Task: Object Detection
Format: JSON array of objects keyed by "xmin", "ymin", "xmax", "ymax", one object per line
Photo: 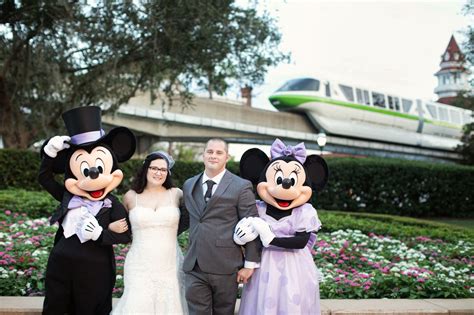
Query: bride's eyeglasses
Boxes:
[{"xmin": 148, "ymin": 166, "xmax": 168, "ymax": 174}]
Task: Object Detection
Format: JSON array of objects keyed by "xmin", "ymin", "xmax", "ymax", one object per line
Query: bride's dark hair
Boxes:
[{"xmin": 131, "ymin": 153, "xmax": 175, "ymax": 194}]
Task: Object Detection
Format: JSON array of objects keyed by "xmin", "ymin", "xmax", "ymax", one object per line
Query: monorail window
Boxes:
[
  {"xmin": 325, "ymin": 82, "xmax": 331, "ymax": 97},
  {"xmin": 363, "ymin": 90, "xmax": 370, "ymax": 105},
  {"xmin": 426, "ymin": 103, "xmax": 438, "ymax": 119},
  {"xmin": 276, "ymin": 78, "xmax": 320, "ymax": 92},
  {"xmin": 401, "ymin": 99, "xmax": 413, "ymax": 113},
  {"xmin": 388, "ymin": 96, "xmax": 400, "ymax": 111},
  {"xmin": 356, "ymin": 88, "xmax": 371, "ymax": 105},
  {"xmin": 339, "ymin": 85, "xmax": 354, "ymax": 102},
  {"xmin": 372, "ymin": 92, "xmax": 386, "ymax": 108},
  {"xmin": 356, "ymin": 88, "xmax": 362, "ymax": 103},
  {"xmin": 438, "ymin": 107, "xmax": 449, "ymax": 121},
  {"xmin": 450, "ymin": 109, "xmax": 461, "ymax": 124}
]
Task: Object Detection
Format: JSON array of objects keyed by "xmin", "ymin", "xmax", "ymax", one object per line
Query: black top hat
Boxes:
[
  {"xmin": 62, "ymin": 106, "xmax": 105, "ymax": 146},
  {"xmin": 45, "ymin": 106, "xmax": 136, "ymax": 173}
]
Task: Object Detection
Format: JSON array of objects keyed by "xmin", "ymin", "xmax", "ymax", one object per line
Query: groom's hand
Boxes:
[{"xmin": 237, "ymin": 268, "xmax": 254, "ymax": 284}]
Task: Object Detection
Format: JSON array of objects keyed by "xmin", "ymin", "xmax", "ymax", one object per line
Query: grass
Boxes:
[
  {"xmin": 426, "ymin": 217, "xmax": 474, "ymax": 229},
  {"xmin": 318, "ymin": 209, "xmax": 474, "ymax": 242}
]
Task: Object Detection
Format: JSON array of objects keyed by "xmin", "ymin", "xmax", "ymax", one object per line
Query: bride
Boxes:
[{"xmin": 111, "ymin": 151, "xmax": 189, "ymax": 314}]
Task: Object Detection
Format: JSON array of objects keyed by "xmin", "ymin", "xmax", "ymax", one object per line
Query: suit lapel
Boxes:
[
  {"xmin": 203, "ymin": 170, "xmax": 232, "ymax": 214},
  {"xmin": 188, "ymin": 174, "xmax": 205, "ymax": 215}
]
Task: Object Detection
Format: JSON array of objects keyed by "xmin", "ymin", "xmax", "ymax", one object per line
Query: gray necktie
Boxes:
[{"xmin": 204, "ymin": 180, "xmax": 215, "ymax": 203}]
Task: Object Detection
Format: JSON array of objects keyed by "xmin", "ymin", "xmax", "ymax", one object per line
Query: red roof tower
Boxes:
[{"xmin": 434, "ymin": 35, "xmax": 471, "ymax": 105}]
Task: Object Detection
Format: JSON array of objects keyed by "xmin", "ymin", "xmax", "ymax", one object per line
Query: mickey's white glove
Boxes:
[
  {"xmin": 233, "ymin": 217, "xmax": 259, "ymax": 245},
  {"xmin": 43, "ymin": 135, "xmax": 71, "ymax": 158},
  {"xmin": 251, "ymin": 217, "xmax": 275, "ymax": 247},
  {"xmin": 77, "ymin": 214, "xmax": 103, "ymax": 241}
]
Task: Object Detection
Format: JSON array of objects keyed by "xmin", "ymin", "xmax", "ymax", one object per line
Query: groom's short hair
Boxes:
[{"xmin": 205, "ymin": 138, "xmax": 228, "ymax": 153}]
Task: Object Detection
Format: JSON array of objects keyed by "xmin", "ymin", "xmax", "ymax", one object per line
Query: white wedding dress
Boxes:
[{"xmin": 112, "ymin": 191, "xmax": 188, "ymax": 315}]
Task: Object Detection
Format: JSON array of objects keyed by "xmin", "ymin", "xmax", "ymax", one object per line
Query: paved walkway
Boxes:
[{"xmin": 0, "ymin": 296, "xmax": 473, "ymax": 314}]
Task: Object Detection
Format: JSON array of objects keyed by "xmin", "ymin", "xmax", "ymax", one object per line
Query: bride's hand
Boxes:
[{"xmin": 109, "ymin": 218, "xmax": 129, "ymax": 233}]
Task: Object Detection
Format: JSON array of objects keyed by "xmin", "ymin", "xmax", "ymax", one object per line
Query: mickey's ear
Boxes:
[
  {"xmin": 239, "ymin": 148, "xmax": 269, "ymax": 184},
  {"xmin": 304, "ymin": 155, "xmax": 329, "ymax": 191},
  {"xmin": 104, "ymin": 127, "xmax": 136, "ymax": 162}
]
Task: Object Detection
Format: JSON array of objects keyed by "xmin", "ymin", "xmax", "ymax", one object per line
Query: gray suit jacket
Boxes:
[{"xmin": 182, "ymin": 170, "xmax": 261, "ymax": 274}]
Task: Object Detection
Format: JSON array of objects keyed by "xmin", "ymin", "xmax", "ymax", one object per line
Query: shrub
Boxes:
[
  {"xmin": 313, "ymin": 157, "xmax": 474, "ymax": 218},
  {"xmin": 0, "ymin": 149, "xmax": 43, "ymax": 191},
  {"xmin": 0, "ymin": 190, "xmax": 58, "ymax": 218},
  {"xmin": 1, "ymin": 149, "xmax": 473, "ymax": 218}
]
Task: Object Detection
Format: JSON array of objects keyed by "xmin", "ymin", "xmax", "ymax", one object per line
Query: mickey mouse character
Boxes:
[
  {"xmin": 38, "ymin": 106, "xmax": 135, "ymax": 315},
  {"xmin": 234, "ymin": 138, "xmax": 328, "ymax": 315}
]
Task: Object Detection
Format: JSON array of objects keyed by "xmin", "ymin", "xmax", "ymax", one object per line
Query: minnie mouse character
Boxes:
[
  {"xmin": 38, "ymin": 106, "xmax": 135, "ymax": 315},
  {"xmin": 234, "ymin": 138, "xmax": 328, "ymax": 315}
]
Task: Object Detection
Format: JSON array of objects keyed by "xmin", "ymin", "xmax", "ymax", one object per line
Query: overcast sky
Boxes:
[{"xmin": 242, "ymin": 0, "xmax": 472, "ymax": 111}]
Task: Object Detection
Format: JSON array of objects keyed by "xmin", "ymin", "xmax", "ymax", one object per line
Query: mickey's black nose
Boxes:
[
  {"xmin": 282, "ymin": 178, "xmax": 292, "ymax": 189},
  {"xmin": 88, "ymin": 167, "xmax": 99, "ymax": 179}
]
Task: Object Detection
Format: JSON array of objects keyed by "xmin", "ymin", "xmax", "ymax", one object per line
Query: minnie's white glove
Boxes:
[
  {"xmin": 43, "ymin": 136, "xmax": 71, "ymax": 158},
  {"xmin": 233, "ymin": 217, "xmax": 259, "ymax": 245},
  {"xmin": 77, "ymin": 214, "xmax": 103, "ymax": 241},
  {"xmin": 251, "ymin": 217, "xmax": 275, "ymax": 247}
]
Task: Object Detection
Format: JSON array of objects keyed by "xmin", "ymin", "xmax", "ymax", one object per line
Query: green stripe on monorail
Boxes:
[{"xmin": 269, "ymin": 94, "xmax": 462, "ymax": 129}]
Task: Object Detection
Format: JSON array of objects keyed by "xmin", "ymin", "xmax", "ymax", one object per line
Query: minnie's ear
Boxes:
[
  {"xmin": 104, "ymin": 127, "xmax": 136, "ymax": 162},
  {"xmin": 239, "ymin": 148, "xmax": 269, "ymax": 184},
  {"xmin": 304, "ymin": 155, "xmax": 329, "ymax": 191}
]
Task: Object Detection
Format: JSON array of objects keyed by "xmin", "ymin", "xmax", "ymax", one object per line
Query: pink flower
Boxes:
[
  {"xmin": 4, "ymin": 210, "xmax": 11, "ymax": 215},
  {"xmin": 416, "ymin": 236, "xmax": 431, "ymax": 242}
]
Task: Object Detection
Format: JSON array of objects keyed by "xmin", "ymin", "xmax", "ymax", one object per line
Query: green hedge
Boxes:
[
  {"xmin": 314, "ymin": 158, "xmax": 474, "ymax": 218},
  {"xmin": 1, "ymin": 149, "xmax": 473, "ymax": 218},
  {"xmin": 0, "ymin": 189, "xmax": 58, "ymax": 218}
]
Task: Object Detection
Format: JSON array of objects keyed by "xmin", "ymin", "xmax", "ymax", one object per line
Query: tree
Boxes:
[
  {"xmin": 0, "ymin": 1, "xmax": 288, "ymax": 148},
  {"xmin": 454, "ymin": 92, "xmax": 474, "ymax": 165},
  {"xmin": 455, "ymin": 3, "xmax": 474, "ymax": 165}
]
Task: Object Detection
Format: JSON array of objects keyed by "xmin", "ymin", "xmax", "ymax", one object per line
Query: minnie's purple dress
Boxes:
[{"xmin": 239, "ymin": 201, "xmax": 322, "ymax": 315}]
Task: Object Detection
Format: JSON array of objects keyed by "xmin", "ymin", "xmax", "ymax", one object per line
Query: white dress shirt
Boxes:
[{"xmin": 202, "ymin": 168, "xmax": 227, "ymax": 197}]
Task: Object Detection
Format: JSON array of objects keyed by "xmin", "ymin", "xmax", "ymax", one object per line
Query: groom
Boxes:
[{"xmin": 183, "ymin": 138, "xmax": 261, "ymax": 315}]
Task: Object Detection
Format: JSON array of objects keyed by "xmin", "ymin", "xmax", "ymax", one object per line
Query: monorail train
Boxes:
[{"xmin": 268, "ymin": 77, "xmax": 473, "ymax": 151}]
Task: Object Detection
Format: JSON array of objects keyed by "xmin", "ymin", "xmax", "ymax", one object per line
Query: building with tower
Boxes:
[{"xmin": 434, "ymin": 35, "xmax": 472, "ymax": 105}]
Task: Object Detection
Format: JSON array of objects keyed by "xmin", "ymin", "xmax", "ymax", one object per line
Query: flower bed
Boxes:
[
  {"xmin": 1, "ymin": 210, "xmax": 473, "ymax": 298},
  {"xmin": 316, "ymin": 230, "xmax": 473, "ymax": 298}
]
